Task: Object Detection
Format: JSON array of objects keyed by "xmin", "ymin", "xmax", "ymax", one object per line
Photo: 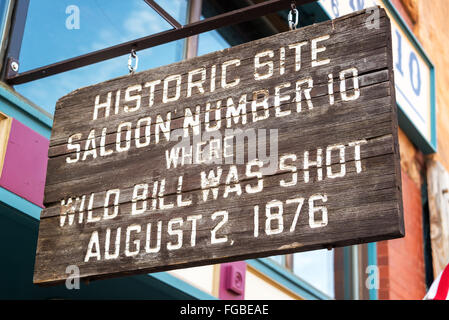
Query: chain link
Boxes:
[
  {"xmin": 288, "ymin": 2, "xmax": 299, "ymax": 31},
  {"xmin": 128, "ymin": 49, "xmax": 138, "ymax": 74}
]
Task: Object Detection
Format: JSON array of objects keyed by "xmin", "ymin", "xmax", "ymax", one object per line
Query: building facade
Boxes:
[{"xmin": 0, "ymin": 0, "xmax": 447, "ymax": 300}]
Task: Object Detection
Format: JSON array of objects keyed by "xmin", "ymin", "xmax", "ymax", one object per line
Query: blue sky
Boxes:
[{"xmin": 15, "ymin": 0, "xmax": 228, "ymax": 114}]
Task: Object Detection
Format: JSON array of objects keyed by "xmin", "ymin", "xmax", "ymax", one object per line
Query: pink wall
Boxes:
[
  {"xmin": 218, "ymin": 261, "xmax": 246, "ymax": 300},
  {"xmin": 0, "ymin": 119, "xmax": 49, "ymax": 208}
]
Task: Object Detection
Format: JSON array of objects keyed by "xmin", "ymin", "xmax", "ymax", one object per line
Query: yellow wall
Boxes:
[
  {"xmin": 0, "ymin": 112, "xmax": 12, "ymax": 177},
  {"xmin": 244, "ymin": 265, "xmax": 301, "ymax": 300},
  {"xmin": 168, "ymin": 265, "xmax": 216, "ymax": 296}
]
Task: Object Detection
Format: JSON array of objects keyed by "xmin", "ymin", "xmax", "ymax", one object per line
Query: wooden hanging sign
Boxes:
[{"xmin": 34, "ymin": 7, "xmax": 404, "ymax": 285}]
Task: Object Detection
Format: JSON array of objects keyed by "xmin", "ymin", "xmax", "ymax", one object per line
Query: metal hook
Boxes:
[
  {"xmin": 288, "ymin": 8, "xmax": 299, "ymax": 30},
  {"xmin": 128, "ymin": 48, "xmax": 138, "ymax": 74},
  {"xmin": 288, "ymin": 1, "xmax": 299, "ymax": 30}
]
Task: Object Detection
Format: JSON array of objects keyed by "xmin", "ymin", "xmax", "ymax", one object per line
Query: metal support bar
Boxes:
[
  {"xmin": 184, "ymin": 0, "xmax": 203, "ymax": 60},
  {"xmin": 6, "ymin": 0, "xmax": 316, "ymax": 85},
  {"xmin": 143, "ymin": 0, "xmax": 182, "ymax": 29},
  {"xmin": 0, "ymin": 0, "xmax": 16, "ymax": 72},
  {"xmin": 1, "ymin": 0, "xmax": 29, "ymax": 81}
]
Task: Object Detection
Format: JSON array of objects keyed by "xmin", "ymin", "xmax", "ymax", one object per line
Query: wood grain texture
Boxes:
[
  {"xmin": 34, "ymin": 7, "xmax": 404, "ymax": 285},
  {"xmin": 426, "ymin": 160, "xmax": 449, "ymax": 278},
  {"xmin": 0, "ymin": 112, "xmax": 12, "ymax": 177}
]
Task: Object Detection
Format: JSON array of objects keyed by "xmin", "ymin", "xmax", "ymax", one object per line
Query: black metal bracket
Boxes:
[
  {"xmin": 4, "ymin": 0, "xmax": 316, "ymax": 85},
  {"xmin": 1, "ymin": 0, "xmax": 29, "ymax": 82},
  {"xmin": 5, "ymin": 57, "xmax": 19, "ymax": 79}
]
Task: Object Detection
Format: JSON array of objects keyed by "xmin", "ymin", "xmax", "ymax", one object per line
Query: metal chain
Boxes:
[
  {"xmin": 128, "ymin": 48, "xmax": 138, "ymax": 74},
  {"xmin": 288, "ymin": 1, "xmax": 299, "ymax": 30}
]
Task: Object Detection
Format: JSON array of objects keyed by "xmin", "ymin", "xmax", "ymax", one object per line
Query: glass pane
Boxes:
[
  {"xmin": 15, "ymin": 0, "xmax": 188, "ymax": 114},
  {"xmin": 293, "ymin": 249, "xmax": 335, "ymax": 298},
  {"xmin": 268, "ymin": 255, "xmax": 284, "ymax": 266},
  {"xmin": 0, "ymin": 0, "xmax": 10, "ymax": 43},
  {"xmin": 154, "ymin": 0, "xmax": 188, "ymax": 26},
  {"xmin": 198, "ymin": 28, "xmax": 230, "ymax": 56},
  {"xmin": 20, "ymin": 0, "xmax": 172, "ymax": 71}
]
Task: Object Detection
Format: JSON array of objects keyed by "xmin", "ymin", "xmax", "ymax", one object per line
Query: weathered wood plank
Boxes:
[
  {"xmin": 47, "ymin": 69, "xmax": 391, "ymax": 157},
  {"xmin": 34, "ymin": 7, "xmax": 404, "ymax": 285},
  {"xmin": 41, "ymin": 137, "xmax": 397, "ymax": 220},
  {"xmin": 49, "ymin": 12, "xmax": 390, "ymax": 146}
]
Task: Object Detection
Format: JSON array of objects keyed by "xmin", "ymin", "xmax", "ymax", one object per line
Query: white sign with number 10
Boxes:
[{"xmin": 319, "ymin": 0, "xmax": 434, "ymax": 153}]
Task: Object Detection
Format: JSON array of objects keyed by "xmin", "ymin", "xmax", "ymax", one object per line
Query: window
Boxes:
[
  {"xmin": 268, "ymin": 255, "xmax": 285, "ymax": 267},
  {"xmin": 198, "ymin": 28, "xmax": 230, "ymax": 56},
  {"xmin": 293, "ymin": 250, "xmax": 335, "ymax": 298},
  {"xmin": 15, "ymin": 0, "xmax": 188, "ymax": 114},
  {"xmin": 0, "ymin": 0, "xmax": 11, "ymax": 70}
]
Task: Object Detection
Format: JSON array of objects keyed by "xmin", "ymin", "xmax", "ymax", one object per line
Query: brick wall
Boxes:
[
  {"xmin": 377, "ymin": 168, "xmax": 427, "ymax": 300},
  {"xmin": 390, "ymin": 0, "xmax": 417, "ymax": 29},
  {"xmin": 374, "ymin": 0, "xmax": 449, "ymax": 300},
  {"xmin": 416, "ymin": 0, "xmax": 449, "ymax": 174}
]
